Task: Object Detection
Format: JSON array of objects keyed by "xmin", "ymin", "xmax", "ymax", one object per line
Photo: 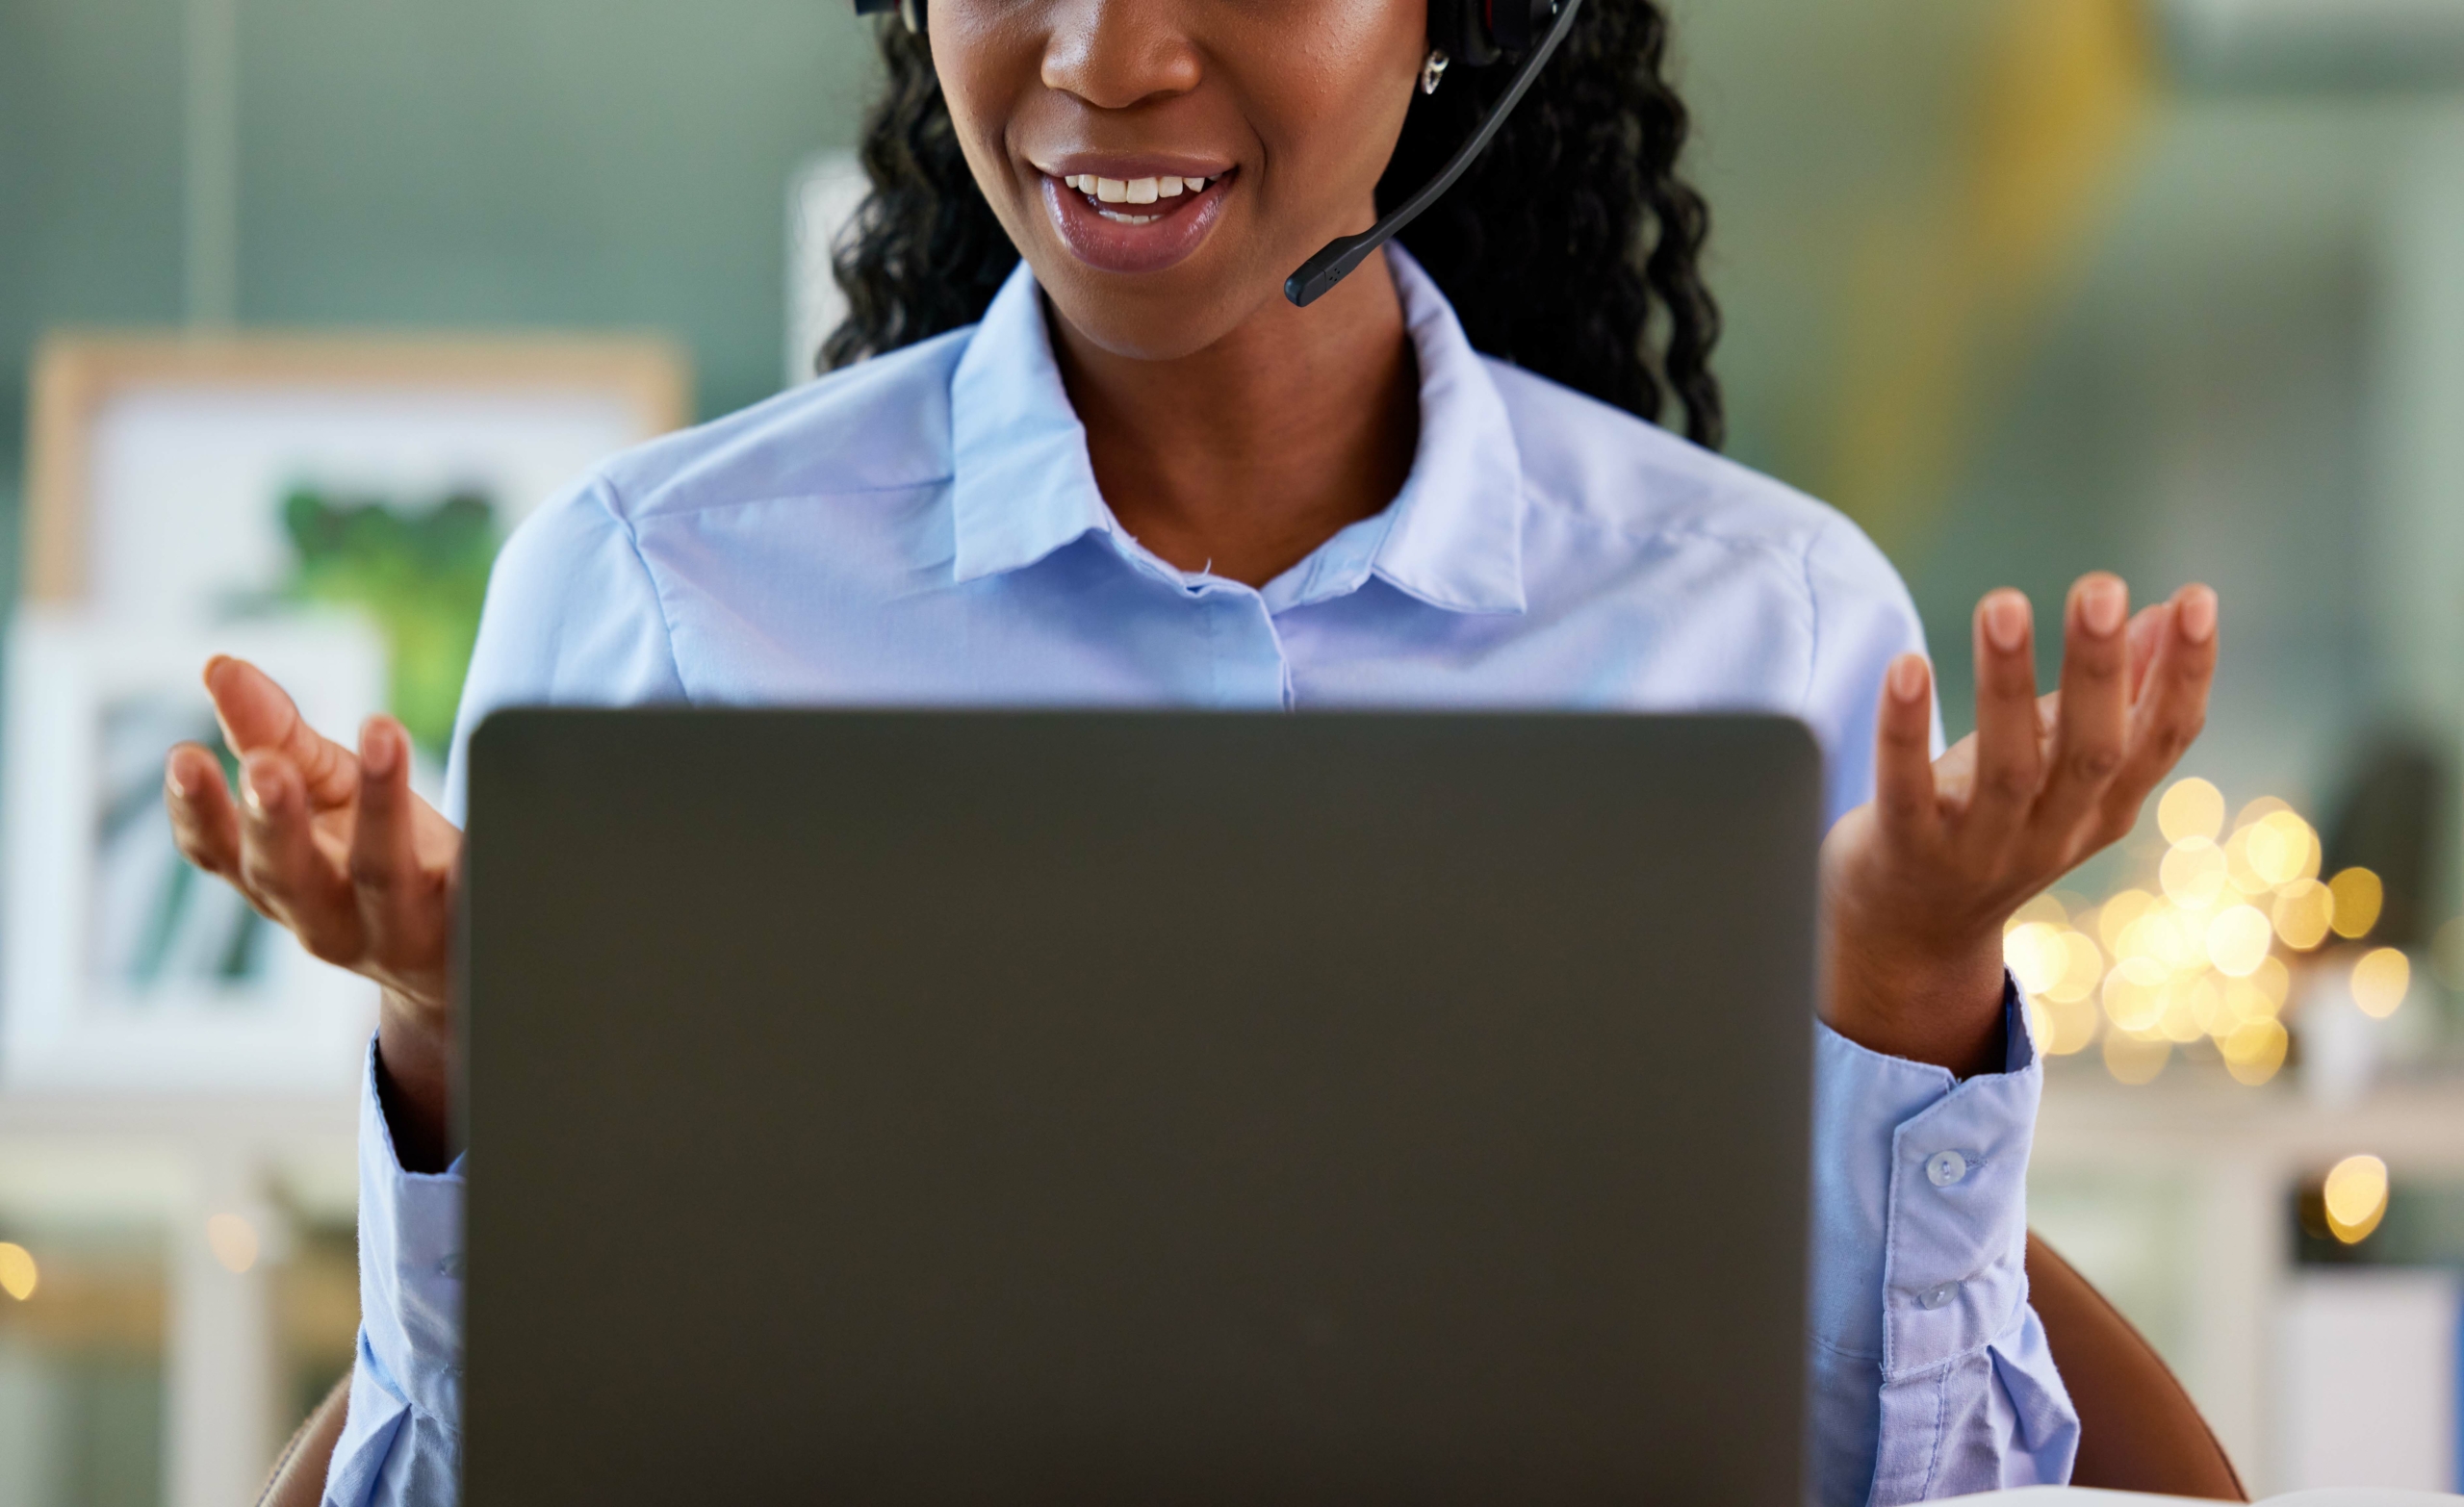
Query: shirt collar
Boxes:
[{"xmin": 946, "ymin": 244, "xmax": 1527, "ymax": 615}]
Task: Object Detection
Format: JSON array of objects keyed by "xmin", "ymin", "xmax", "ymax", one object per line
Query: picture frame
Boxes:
[
  {"xmin": 7, "ymin": 332, "xmax": 690, "ymax": 1091},
  {"xmin": 25, "ymin": 332, "xmax": 689, "ymax": 612},
  {"xmin": 3, "ymin": 610, "xmax": 388, "ymax": 1091}
]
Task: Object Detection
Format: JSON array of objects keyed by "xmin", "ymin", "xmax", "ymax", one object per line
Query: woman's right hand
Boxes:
[{"xmin": 164, "ymin": 656, "xmax": 463, "ymax": 1170}]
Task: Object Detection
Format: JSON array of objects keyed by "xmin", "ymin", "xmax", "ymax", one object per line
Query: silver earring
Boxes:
[{"xmin": 1420, "ymin": 47, "xmax": 1450, "ymax": 95}]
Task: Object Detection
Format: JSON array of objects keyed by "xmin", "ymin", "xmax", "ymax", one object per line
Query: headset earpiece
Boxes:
[
  {"xmin": 1427, "ymin": 0, "xmax": 1499, "ymax": 69},
  {"xmin": 1427, "ymin": 0, "xmax": 1558, "ymax": 69},
  {"xmin": 853, "ymin": 0, "xmax": 923, "ymax": 33}
]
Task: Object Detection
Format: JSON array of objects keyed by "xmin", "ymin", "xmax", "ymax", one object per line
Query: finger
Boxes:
[
  {"xmin": 165, "ymin": 743, "xmax": 242, "ymax": 877},
  {"xmin": 205, "ymin": 656, "xmax": 360, "ymax": 809},
  {"xmin": 349, "ymin": 716, "xmax": 444, "ymax": 968},
  {"xmin": 1873, "ymin": 653, "xmax": 1940, "ymax": 842},
  {"xmin": 237, "ymin": 751, "xmax": 364, "ymax": 963},
  {"xmin": 1957, "ymin": 588, "xmax": 2042, "ymax": 844},
  {"xmin": 2098, "ymin": 584, "xmax": 2219, "ymax": 840},
  {"xmin": 2124, "ymin": 603, "xmax": 2167, "ymax": 702},
  {"xmin": 2030, "ymin": 575, "xmax": 2131, "ymax": 844}
]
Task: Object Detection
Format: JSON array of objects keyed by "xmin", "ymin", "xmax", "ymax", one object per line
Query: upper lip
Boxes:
[{"xmin": 1029, "ymin": 153, "xmax": 1238, "ymax": 182}]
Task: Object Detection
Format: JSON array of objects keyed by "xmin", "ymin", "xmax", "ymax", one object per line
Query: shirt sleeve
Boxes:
[
  {"xmin": 440, "ymin": 474, "xmax": 689, "ymax": 825},
  {"xmin": 1794, "ymin": 518, "xmax": 2080, "ymax": 1505},
  {"xmin": 1806, "ymin": 983, "xmax": 2080, "ymax": 1506},
  {"xmin": 322, "ymin": 1038, "xmax": 465, "ymax": 1507},
  {"xmin": 1801, "ymin": 515, "xmax": 1947, "ymax": 825},
  {"xmin": 328, "ymin": 474, "xmax": 687, "ymax": 1504}
]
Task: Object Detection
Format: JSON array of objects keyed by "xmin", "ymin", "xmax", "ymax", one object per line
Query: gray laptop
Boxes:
[{"xmin": 460, "ymin": 711, "xmax": 1821, "ymax": 1505}]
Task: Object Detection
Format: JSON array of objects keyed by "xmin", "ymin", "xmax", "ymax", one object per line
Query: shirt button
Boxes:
[
  {"xmin": 1925, "ymin": 1151, "xmax": 1969, "ymax": 1188},
  {"xmin": 435, "ymin": 1253, "xmax": 465, "ymax": 1280},
  {"xmin": 1919, "ymin": 1283, "xmax": 1958, "ymax": 1311}
]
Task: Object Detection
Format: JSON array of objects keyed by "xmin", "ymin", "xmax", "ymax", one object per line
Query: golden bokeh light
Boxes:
[
  {"xmin": 2119, "ymin": 907, "xmax": 2203, "ymax": 976},
  {"xmin": 2190, "ymin": 975, "xmax": 2237, "ymax": 1036},
  {"xmin": 2097, "ymin": 889, "xmax": 2156, "ymax": 955},
  {"xmin": 2160, "ymin": 838, "xmax": 2228, "ymax": 909},
  {"xmin": 205, "ymin": 1213, "xmax": 259, "ymax": 1275},
  {"xmin": 2222, "ymin": 826, "xmax": 2271, "ymax": 895},
  {"xmin": 2050, "ymin": 786, "xmax": 2388, "ymax": 1087},
  {"xmin": 2050, "ymin": 930, "xmax": 2103, "ymax": 1004},
  {"xmin": 2322, "ymin": 1155, "xmax": 2389, "ymax": 1243},
  {"xmin": 2204, "ymin": 905, "xmax": 2272, "ymax": 977},
  {"xmin": 2102, "ymin": 1031, "xmax": 2170, "ymax": 1085},
  {"xmin": 2102, "ymin": 969, "xmax": 2164, "ymax": 1034},
  {"xmin": 0, "ymin": 1242, "xmax": 36, "ymax": 1301},
  {"xmin": 2222, "ymin": 975, "xmax": 2281, "ymax": 1025},
  {"xmin": 2157, "ymin": 983, "xmax": 2205, "ymax": 1043},
  {"xmin": 2157, "ymin": 778, "xmax": 2225, "ymax": 845},
  {"xmin": 2349, "ymin": 947, "xmax": 2410, "ymax": 1019},
  {"xmin": 2004, "ymin": 922, "xmax": 2067, "ymax": 997},
  {"xmin": 2326, "ymin": 868, "xmax": 2383, "ymax": 939},
  {"xmin": 2220, "ymin": 1017, "xmax": 2288, "ymax": 1086},
  {"xmin": 2270, "ymin": 879, "xmax": 2334, "ymax": 952},
  {"xmin": 2235, "ymin": 796, "xmax": 2292, "ymax": 829},
  {"xmin": 2246, "ymin": 810, "xmax": 2319, "ymax": 888},
  {"xmin": 2040, "ymin": 994, "xmax": 2100, "ymax": 1055},
  {"xmin": 2117, "ymin": 954, "xmax": 2169, "ymax": 988}
]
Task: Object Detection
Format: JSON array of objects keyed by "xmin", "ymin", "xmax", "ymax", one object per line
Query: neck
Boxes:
[{"xmin": 1048, "ymin": 252, "xmax": 1420, "ymax": 589}]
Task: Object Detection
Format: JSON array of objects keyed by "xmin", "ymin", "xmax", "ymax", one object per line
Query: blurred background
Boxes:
[{"xmin": 3, "ymin": 0, "xmax": 2462, "ymax": 1499}]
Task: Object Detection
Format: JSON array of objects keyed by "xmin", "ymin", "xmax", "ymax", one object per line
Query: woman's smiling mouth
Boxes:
[
  {"xmin": 1056, "ymin": 170, "xmax": 1225, "ymax": 223},
  {"xmin": 1033, "ymin": 161, "xmax": 1238, "ymax": 275}
]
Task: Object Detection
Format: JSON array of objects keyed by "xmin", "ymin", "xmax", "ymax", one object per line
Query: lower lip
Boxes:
[{"xmin": 1040, "ymin": 173, "xmax": 1233, "ymax": 276}]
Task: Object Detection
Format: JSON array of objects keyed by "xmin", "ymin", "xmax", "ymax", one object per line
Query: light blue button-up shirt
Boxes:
[{"xmin": 324, "ymin": 247, "xmax": 2078, "ymax": 1506}]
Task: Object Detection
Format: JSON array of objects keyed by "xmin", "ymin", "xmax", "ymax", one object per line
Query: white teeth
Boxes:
[{"xmin": 1062, "ymin": 171, "xmax": 1220, "ymax": 208}]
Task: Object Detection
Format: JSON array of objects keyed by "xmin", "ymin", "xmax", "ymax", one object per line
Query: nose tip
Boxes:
[{"xmin": 1040, "ymin": 0, "xmax": 1203, "ymax": 111}]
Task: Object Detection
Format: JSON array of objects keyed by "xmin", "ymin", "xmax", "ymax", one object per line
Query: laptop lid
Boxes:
[{"xmin": 461, "ymin": 711, "xmax": 1821, "ymax": 1505}]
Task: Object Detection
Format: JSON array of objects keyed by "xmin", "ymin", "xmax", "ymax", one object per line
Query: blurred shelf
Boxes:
[
  {"xmin": 0, "ymin": 1087, "xmax": 353, "ymax": 1139},
  {"xmin": 2035, "ymin": 1063, "xmax": 2464, "ymax": 1173}
]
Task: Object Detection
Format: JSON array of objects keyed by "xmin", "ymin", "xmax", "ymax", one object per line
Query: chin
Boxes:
[{"xmin": 1025, "ymin": 247, "xmax": 1283, "ymax": 365}]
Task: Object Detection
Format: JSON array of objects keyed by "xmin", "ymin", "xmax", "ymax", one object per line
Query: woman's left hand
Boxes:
[{"xmin": 1820, "ymin": 573, "xmax": 2220, "ymax": 1076}]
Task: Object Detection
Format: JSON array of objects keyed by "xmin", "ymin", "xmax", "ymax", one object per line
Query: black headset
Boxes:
[{"xmin": 852, "ymin": 0, "xmax": 1583, "ymax": 307}]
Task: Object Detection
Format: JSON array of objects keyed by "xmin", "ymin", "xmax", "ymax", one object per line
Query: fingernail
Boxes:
[
  {"xmin": 166, "ymin": 762, "xmax": 195, "ymax": 802},
  {"xmin": 1888, "ymin": 655, "xmax": 1928, "ymax": 703},
  {"xmin": 362, "ymin": 718, "xmax": 398, "ymax": 779},
  {"xmin": 241, "ymin": 768, "xmax": 264, "ymax": 814},
  {"xmin": 201, "ymin": 654, "xmax": 232, "ymax": 688},
  {"xmin": 2079, "ymin": 575, "xmax": 2126, "ymax": 638},
  {"xmin": 2179, "ymin": 585, "xmax": 2218, "ymax": 644},
  {"xmin": 1983, "ymin": 591, "xmax": 2030, "ymax": 653}
]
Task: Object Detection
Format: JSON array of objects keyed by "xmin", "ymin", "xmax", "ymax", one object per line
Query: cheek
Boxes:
[
  {"xmin": 929, "ymin": 15, "xmax": 1040, "ymax": 236},
  {"xmin": 1240, "ymin": 8, "xmax": 1423, "ymax": 226}
]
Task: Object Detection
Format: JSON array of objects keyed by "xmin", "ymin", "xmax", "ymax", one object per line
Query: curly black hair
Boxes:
[{"xmin": 822, "ymin": 0, "xmax": 1722, "ymax": 448}]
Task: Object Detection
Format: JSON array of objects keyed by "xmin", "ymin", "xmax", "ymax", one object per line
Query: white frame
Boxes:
[{"xmin": 2, "ymin": 610, "xmax": 390, "ymax": 1091}]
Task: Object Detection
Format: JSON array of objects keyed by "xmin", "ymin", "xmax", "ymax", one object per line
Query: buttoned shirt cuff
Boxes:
[
  {"xmin": 1881, "ymin": 980, "xmax": 2038, "ymax": 1377},
  {"xmin": 1807, "ymin": 978, "xmax": 2040, "ymax": 1368},
  {"xmin": 355, "ymin": 1034, "xmax": 468, "ymax": 1435}
]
